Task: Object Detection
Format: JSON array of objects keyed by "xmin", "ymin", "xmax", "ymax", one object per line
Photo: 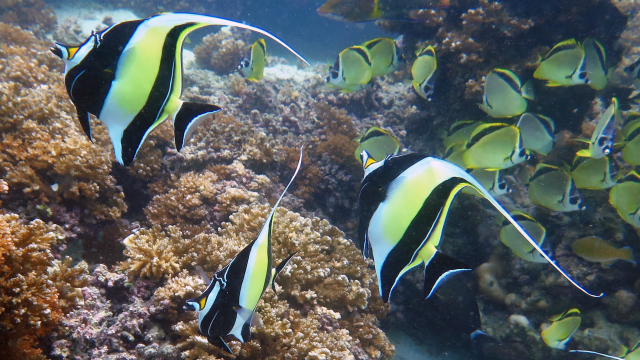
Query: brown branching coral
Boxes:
[
  {"xmin": 0, "ymin": 213, "xmax": 88, "ymax": 359},
  {"xmin": 0, "ymin": 0, "xmax": 56, "ymax": 37},
  {"xmin": 194, "ymin": 26, "xmax": 251, "ymax": 75}
]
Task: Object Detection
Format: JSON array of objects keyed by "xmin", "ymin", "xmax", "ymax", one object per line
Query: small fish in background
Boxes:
[
  {"xmin": 353, "ymin": 126, "xmax": 401, "ymax": 163},
  {"xmin": 570, "ymin": 155, "xmax": 619, "ymax": 190},
  {"xmin": 412, "ymin": 45, "xmax": 437, "ymax": 100},
  {"xmin": 571, "ymin": 338, "xmax": 640, "ymax": 359},
  {"xmin": 442, "ymin": 120, "xmax": 485, "ymax": 150},
  {"xmin": 326, "ymin": 46, "xmax": 373, "ymax": 93},
  {"xmin": 621, "ymin": 116, "xmax": 640, "ymax": 166},
  {"xmin": 362, "ymin": 37, "xmax": 404, "ymax": 77},
  {"xmin": 609, "ymin": 171, "xmax": 640, "ymax": 228},
  {"xmin": 464, "ymin": 169, "xmax": 512, "ymax": 197},
  {"xmin": 357, "ymin": 151, "xmax": 601, "ymax": 303},
  {"xmin": 624, "ymin": 56, "xmax": 640, "ymax": 88},
  {"xmin": 528, "ymin": 163, "xmax": 586, "ymax": 212},
  {"xmin": 238, "ymin": 38, "xmax": 266, "ymax": 81},
  {"xmin": 582, "ymin": 38, "xmax": 608, "ymax": 90},
  {"xmin": 571, "ymin": 236, "xmax": 636, "ymax": 265},
  {"xmin": 50, "ymin": 13, "xmax": 309, "ymax": 166},
  {"xmin": 479, "ymin": 68, "xmax": 534, "ymax": 118},
  {"xmin": 534, "ymin": 39, "xmax": 586, "ymax": 87},
  {"xmin": 316, "ymin": 0, "xmax": 446, "ymax": 22},
  {"xmin": 500, "ymin": 211, "xmax": 548, "ymax": 263},
  {"xmin": 184, "ymin": 148, "xmax": 303, "ymax": 353},
  {"xmin": 541, "ymin": 308, "xmax": 582, "ymax": 350},
  {"xmin": 576, "ymin": 98, "xmax": 621, "ymax": 159},
  {"xmin": 516, "ymin": 113, "xmax": 555, "ymax": 156},
  {"xmin": 463, "ymin": 123, "xmax": 530, "ymax": 170},
  {"xmin": 443, "ymin": 143, "xmax": 467, "ymax": 168}
]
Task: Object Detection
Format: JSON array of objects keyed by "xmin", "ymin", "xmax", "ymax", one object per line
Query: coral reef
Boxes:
[
  {"xmin": 0, "ymin": 0, "xmax": 56, "ymax": 37},
  {"xmin": 194, "ymin": 26, "xmax": 251, "ymax": 76}
]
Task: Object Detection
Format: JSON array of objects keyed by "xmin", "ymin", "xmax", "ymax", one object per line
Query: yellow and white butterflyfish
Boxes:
[
  {"xmin": 442, "ymin": 120, "xmax": 485, "ymax": 150},
  {"xmin": 576, "ymin": 98, "xmax": 621, "ymax": 159},
  {"xmin": 570, "ymin": 155, "xmax": 619, "ymax": 190},
  {"xmin": 621, "ymin": 119, "xmax": 640, "ymax": 166},
  {"xmin": 326, "ymin": 45, "xmax": 373, "ymax": 92},
  {"xmin": 362, "ymin": 37, "xmax": 404, "ymax": 77},
  {"xmin": 582, "ymin": 38, "xmax": 608, "ymax": 90},
  {"xmin": 464, "ymin": 169, "xmax": 511, "ymax": 197},
  {"xmin": 412, "ymin": 45, "xmax": 437, "ymax": 100},
  {"xmin": 463, "ymin": 123, "xmax": 530, "ymax": 170},
  {"xmin": 609, "ymin": 171, "xmax": 640, "ymax": 228},
  {"xmin": 571, "ymin": 236, "xmax": 635, "ymax": 264},
  {"xmin": 500, "ymin": 211, "xmax": 548, "ymax": 263},
  {"xmin": 238, "ymin": 38, "xmax": 266, "ymax": 81},
  {"xmin": 541, "ymin": 308, "xmax": 582, "ymax": 350},
  {"xmin": 353, "ymin": 126, "xmax": 401, "ymax": 163},
  {"xmin": 50, "ymin": 13, "xmax": 309, "ymax": 166},
  {"xmin": 571, "ymin": 339, "xmax": 640, "ymax": 359},
  {"xmin": 357, "ymin": 151, "xmax": 602, "ymax": 303},
  {"xmin": 184, "ymin": 147, "xmax": 303, "ymax": 353},
  {"xmin": 534, "ymin": 39, "xmax": 586, "ymax": 87},
  {"xmin": 478, "ymin": 68, "xmax": 534, "ymax": 118},
  {"xmin": 528, "ymin": 163, "xmax": 586, "ymax": 212},
  {"xmin": 516, "ymin": 113, "xmax": 555, "ymax": 155},
  {"xmin": 443, "ymin": 143, "xmax": 467, "ymax": 168}
]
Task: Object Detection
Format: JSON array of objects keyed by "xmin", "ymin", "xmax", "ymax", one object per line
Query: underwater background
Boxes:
[{"xmin": 1, "ymin": 0, "xmax": 640, "ymax": 359}]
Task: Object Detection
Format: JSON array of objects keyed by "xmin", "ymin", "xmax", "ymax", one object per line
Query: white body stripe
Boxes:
[{"xmin": 199, "ymin": 282, "xmax": 221, "ymax": 325}]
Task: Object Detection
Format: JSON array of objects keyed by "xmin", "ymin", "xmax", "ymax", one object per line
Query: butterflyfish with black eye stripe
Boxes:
[
  {"xmin": 463, "ymin": 123, "xmax": 530, "ymax": 170},
  {"xmin": 50, "ymin": 13, "xmax": 309, "ymax": 166},
  {"xmin": 528, "ymin": 164, "xmax": 585, "ymax": 212},
  {"xmin": 464, "ymin": 169, "xmax": 511, "ymax": 197},
  {"xmin": 478, "ymin": 68, "xmax": 534, "ymax": 118},
  {"xmin": 534, "ymin": 39, "xmax": 586, "ymax": 87},
  {"xmin": 353, "ymin": 126, "xmax": 401, "ymax": 163},
  {"xmin": 582, "ymin": 38, "xmax": 608, "ymax": 90},
  {"xmin": 362, "ymin": 37, "xmax": 404, "ymax": 77},
  {"xmin": 184, "ymin": 147, "xmax": 303, "ymax": 353},
  {"xmin": 516, "ymin": 113, "xmax": 555, "ymax": 156},
  {"xmin": 357, "ymin": 151, "xmax": 602, "ymax": 303},
  {"xmin": 238, "ymin": 38, "xmax": 266, "ymax": 81},
  {"xmin": 609, "ymin": 171, "xmax": 640, "ymax": 228},
  {"xmin": 576, "ymin": 98, "xmax": 620, "ymax": 159},
  {"xmin": 326, "ymin": 46, "xmax": 373, "ymax": 92},
  {"xmin": 621, "ymin": 118, "xmax": 640, "ymax": 166},
  {"xmin": 541, "ymin": 308, "xmax": 581, "ymax": 350},
  {"xmin": 412, "ymin": 45, "xmax": 437, "ymax": 100},
  {"xmin": 500, "ymin": 212, "xmax": 547, "ymax": 263},
  {"xmin": 443, "ymin": 120, "xmax": 484, "ymax": 150},
  {"xmin": 570, "ymin": 155, "xmax": 619, "ymax": 190}
]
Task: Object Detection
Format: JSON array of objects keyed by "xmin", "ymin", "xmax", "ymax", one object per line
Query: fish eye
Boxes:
[
  {"xmin": 569, "ymin": 195, "xmax": 580, "ymax": 205},
  {"xmin": 498, "ymin": 182, "xmax": 507, "ymax": 190}
]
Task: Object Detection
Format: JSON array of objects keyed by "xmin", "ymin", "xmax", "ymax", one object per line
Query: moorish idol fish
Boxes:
[
  {"xmin": 570, "ymin": 155, "xmax": 619, "ymax": 190},
  {"xmin": 622, "ymin": 118, "xmax": 640, "ymax": 166},
  {"xmin": 528, "ymin": 163, "xmax": 585, "ymax": 212},
  {"xmin": 609, "ymin": 171, "xmax": 640, "ymax": 228},
  {"xmin": 478, "ymin": 68, "xmax": 534, "ymax": 118},
  {"xmin": 516, "ymin": 113, "xmax": 555, "ymax": 156},
  {"xmin": 411, "ymin": 45, "xmax": 437, "ymax": 100},
  {"xmin": 317, "ymin": 0, "xmax": 445, "ymax": 22},
  {"xmin": 534, "ymin": 39, "xmax": 586, "ymax": 87},
  {"xmin": 541, "ymin": 308, "xmax": 581, "ymax": 350},
  {"xmin": 238, "ymin": 38, "xmax": 267, "ymax": 81},
  {"xmin": 362, "ymin": 37, "xmax": 404, "ymax": 77},
  {"xmin": 442, "ymin": 120, "xmax": 484, "ymax": 150},
  {"xmin": 582, "ymin": 38, "xmax": 607, "ymax": 90},
  {"xmin": 572, "ymin": 339, "xmax": 640, "ymax": 360},
  {"xmin": 357, "ymin": 151, "xmax": 602, "ymax": 303},
  {"xmin": 184, "ymin": 147, "xmax": 303, "ymax": 353},
  {"xmin": 576, "ymin": 98, "xmax": 620, "ymax": 159},
  {"xmin": 500, "ymin": 211, "xmax": 548, "ymax": 263},
  {"xmin": 464, "ymin": 169, "xmax": 511, "ymax": 197},
  {"xmin": 353, "ymin": 126, "xmax": 401, "ymax": 163},
  {"xmin": 51, "ymin": 13, "xmax": 309, "ymax": 166},
  {"xmin": 571, "ymin": 236, "xmax": 635, "ymax": 264},
  {"xmin": 326, "ymin": 45, "xmax": 373, "ymax": 93},
  {"xmin": 463, "ymin": 123, "xmax": 529, "ymax": 170}
]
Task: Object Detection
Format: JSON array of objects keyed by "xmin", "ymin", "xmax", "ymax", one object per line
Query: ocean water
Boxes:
[{"xmin": 1, "ymin": 0, "xmax": 640, "ymax": 359}]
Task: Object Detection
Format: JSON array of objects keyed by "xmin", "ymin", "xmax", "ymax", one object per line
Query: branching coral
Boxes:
[
  {"xmin": 0, "ymin": 213, "xmax": 88, "ymax": 359},
  {"xmin": 0, "ymin": 0, "xmax": 56, "ymax": 37},
  {"xmin": 194, "ymin": 26, "xmax": 251, "ymax": 76}
]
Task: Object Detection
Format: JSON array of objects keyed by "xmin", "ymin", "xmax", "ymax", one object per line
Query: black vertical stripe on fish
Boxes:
[
  {"xmin": 378, "ymin": 177, "xmax": 465, "ymax": 302},
  {"xmin": 351, "ymin": 46, "xmax": 372, "ymax": 66},
  {"xmin": 364, "ymin": 38, "xmax": 383, "ymax": 50},
  {"xmin": 627, "ymin": 126, "xmax": 640, "ymax": 141},
  {"xmin": 529, "ymin": 165, "xmax": 559, "ymax": 182},
  {"xmin": 493, "ymin": 70, "xmax": 522, "ymax": 94},
  {"xmin": 536, "ymin": 115, "xmax": 555, "ymax": 137},
  {"xmin": 467, "ymin": 124, "xmax": 509, "ymax": 149},
  {"xmin": 120, "ymin": 23, "xmax": 194, "ymax": 165},
  {"xmin": 571, "ymin": 156, "xmax": 590, "ymax": 171},
  {"xmin": 361, "ymin": 128, "xmax": 389, "ymax": 142},
  {"xmin": 543, "ymin": 42, "xmax": 579, "ymax": 61},
  {"xmin": 448, "ymin": 121, "xmax": 475, "ymax": 136}
]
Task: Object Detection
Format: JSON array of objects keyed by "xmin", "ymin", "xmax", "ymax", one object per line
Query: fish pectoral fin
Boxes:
[
  {"xmin": 76, "ymin": 108, "xmax": 93, "ymax": 142},
  {"xmin": 173, "ymin": 102, "xmax": 221, "ymax": 152},
  {"xmin": 423, "ymin": 251, "xmax": 472, "ymax": 299},
  {"xmin": 271, "ymin": 251, "xmax": 298, "ymax": 293},
  {"xmin": 208, "ymin": 336, "xmax": 233, "ymax": 354}
]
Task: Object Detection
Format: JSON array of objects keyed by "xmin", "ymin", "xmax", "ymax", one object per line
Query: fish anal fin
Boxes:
[
  {"xmin": 173, "ymin": 102, "xmax": 221, "ymax": 152},
  {"xmin": 271, "ymin": 251, "xmax": 298, "ymax": 293},
  {"xmin": 424, "ymin": 251, "xmax": 472, "ymax": 299},
  {"xmin": 76, "ymin": 108, "xmax": 93, "ymax": 142},
  {"xmin": 208, "ymin": 336, "xmax": 233, "ymax": 354}
]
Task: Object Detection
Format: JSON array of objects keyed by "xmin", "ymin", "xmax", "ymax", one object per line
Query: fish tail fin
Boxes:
[
  {"xmin": 271, "ymin": 251, "xmax": 298, "ymax": 293},
  {"xmin": 569, "ymin": 350, "xmax": 625, "ymax": 360},
  {"xmin": 424, "ymin": 251, "xmax": 472, "ymax": 299},
  {"xmin": 521, "ymin": 80, "xmax": 535, "ymax": 100},
  {"xmin": 173, "ymin": 101, "xmax": 221, "ymax": 152},
  {"xmin": 621, "ymin": 246, "xmax": 636, "ymax": 264},
  {"xmin": 208, "ymin": 336, "xmax": 233, "ymax": 354}
]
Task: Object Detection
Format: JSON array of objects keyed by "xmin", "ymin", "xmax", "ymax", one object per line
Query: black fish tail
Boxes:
[
  {"xmin": 173, "ymin": 102, "xmax": 221, "ymax": 151},
  {"xmin": 423, "ymin": 251, "xmax": 471, "ymax": 299}
]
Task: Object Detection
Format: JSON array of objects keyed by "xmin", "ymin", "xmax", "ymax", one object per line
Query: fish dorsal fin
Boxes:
[{"xmin": 265, "ymin": 146, "xmax": 304, "ymax": 230}]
